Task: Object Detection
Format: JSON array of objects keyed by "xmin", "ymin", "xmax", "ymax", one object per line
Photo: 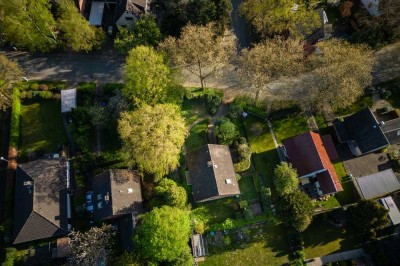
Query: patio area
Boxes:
[{"xmin": 343, "ymin": 152, "xmax": 392, "ymax": 178}]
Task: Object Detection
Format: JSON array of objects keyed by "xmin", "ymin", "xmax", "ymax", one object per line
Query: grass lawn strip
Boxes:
[
  {"xmin": 19, "ymin": 100, "xmax": 67, "ymax": 156},
  {"xmin": 185, "ymin": 120, "xmax": 208, "ymax": 153},
  {"xmin": 303, "ymin": 219, "xmax": 360, "ymax": 259},
  {"xmin": 201, "ymin": 223, "xmax": 289, "ymax": 266},
  {"xmin": 271, "ymin": 115, "xmax": 309, "ymax": 144}
]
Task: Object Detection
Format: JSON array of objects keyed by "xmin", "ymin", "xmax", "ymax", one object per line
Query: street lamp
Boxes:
[{"xmin": 0, "ymin": 157, "xmax": 8, "ymax": 162}]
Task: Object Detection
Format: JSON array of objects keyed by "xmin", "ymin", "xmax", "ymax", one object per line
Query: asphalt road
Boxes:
[{"xmin": 2, "ymin": 50, "xmax": 125, "ymax": 86}]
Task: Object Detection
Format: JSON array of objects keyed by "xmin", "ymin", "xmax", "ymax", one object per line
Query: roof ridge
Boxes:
[
  {"xmin": 307, "ymin": 131, "xmax": 325, "ymax": 171},
  {"xmin": 207, "ymin": 144, "xmax": 221, "ymax": 195}
]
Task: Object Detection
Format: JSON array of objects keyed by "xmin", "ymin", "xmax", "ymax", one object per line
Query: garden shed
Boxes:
[
  {"xmin": 353, "ymin": 169, "xmax": 400, "ymax": 199},
  {"xmin": 61, "ymin": 88, "xmax": 77, "ymax": 113}
]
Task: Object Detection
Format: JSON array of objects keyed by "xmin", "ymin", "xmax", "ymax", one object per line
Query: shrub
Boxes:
[
  {"xmin": 235, "ymin": 173, "xmax": 241, "ymax": 181},
  {"xmin": 30, "ymin": 83, "xmax": 39, "ymax": 90},
  {"xmin": 9, "ymin": 88, "xmax": 21, "ymax": 148},
  {"xmin": 192, "ymin": 219, "xmax": 205, "ymax": 234},
  {"xmin": 239, "ymin": 200, "xmax": 248, "ymax": 209},
  {"xmin": 380, "ymin": 90, "xmax": 392, "ymax": 99},
  {"xmin": 340, "ymin": 1, "xmax": 353, "ymax": 18},
  {"xmin": 38, "ymin": 91, "xmax": 53, "ymax": 99},
  {"xmin": 3, "ymin": 247, "xmax": 17, "ymax": 266},
  {"xmin": 237, "ymin": 143, "xmax": 251, "ymax": 160},
  {"xmin": 260, "ymin": 187, "xmax": 272, "ymax": 212},
  {"xmin": 228, "ymin": 104, "xmax": 243, "ymax": 119},
  {"xmin": 39, "ymin": 84, "xmax": 49, "ymax": 90},
  {"xmin": 238, "ymin": 137, "xmax": 247, "ymax": 145},
  {"xmin": 221, "ymin": 218, "xmax": 235, "ymax": 230},
  {"xmin": 234, "ymin": 156, "xmax": 251, "ymax": 172},
  {"xmin": 252, "ymin": 174, "xmax": 261, "ymax": 193},
  {"xmin": 205, "ymin": 94, "xmax": 221, "ymax": 115},
  {"xmin": 223, "ymin": 235, "xmax": 232, "ymax": 245},
  {"xmin": 215, "ymin": 118, "xmax": 238, "ymax": 145},
  {"xmin": 243, "ymin": 208, "xmax": 254, "ymax": 221}
]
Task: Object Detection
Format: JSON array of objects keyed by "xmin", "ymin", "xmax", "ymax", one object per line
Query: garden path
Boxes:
[{"xmin": 306, "ymin": 248, "xmax": 368, "ymax": 266}]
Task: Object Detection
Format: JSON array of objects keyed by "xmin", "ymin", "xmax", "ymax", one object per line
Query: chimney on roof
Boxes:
[
  {"xmin": 104, "ymin": 192, "xmax": 110, "ymax": 204},
  {"xmin": 207, "ymin": 161, "xmax": 213, "ymax": 167}
]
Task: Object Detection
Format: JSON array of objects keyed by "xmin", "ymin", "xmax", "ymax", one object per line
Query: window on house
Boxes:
[
  {"xmin": 125, "ymin": 17, "xmax": 134, "ymax": 21},
  {"xmin": 97, "ymin": 193, "xmax": 102, "ymax": 200},
  {"xmin": 397, "ymin": 130, "xmax": 400, "ymax": 136},
  {"xmin": 98, "ymin": 202, "xmax": 103, "ymax": 209}
]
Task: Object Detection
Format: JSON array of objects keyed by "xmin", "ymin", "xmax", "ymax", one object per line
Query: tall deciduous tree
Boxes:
[
  {"xmin": 160, "ymin": 23, "xmax": 235, "ymax": 89},
  {"xmin": 347, "ymin": 199, "xmax": 389, "ymax": 236},
  {"xmin": 380, "ymin": 0, "xmax": 400, "ymax": 38},
  {"xmin": 123, "ymin": 46, "xmax": 171, "ymax": 106},
  {"xmin": 302, "ymin": 39, "xmax": 373, "ymax": 111},
  {"xmin": 114, "ymin": 15, "xmax": 162, "ymax": 54},
  {"xmin": 118, "ymin": 104, "xmax": 186, "ymax": 180},
  {"xmin": 0, "ymin": 0, "xmax": 58, "ymax": 52},
  {"xmin": 68, "ymin": 224, "xmax": 116, "ymax": 265},
  {"xmin": 276, "ymin": 190, "xmax": 314, "ymax": 232},
  {"xmin": 238, "ymin": 38, "xmax": 305, "ymax": 102},
  {"xmin": 0, "ymin": 55, "xmax": 23, "ymax": 110},
  {"xmin": 239, "ymin": 0, "xmax": 320, "ymax": 38},
  {"xmin": 154, "ymin": 178, "xmax": 187, "ymax": 208},
  {"xmin": 57, "ymin": 0, "xmax": 104, "ymax": 52},
  {"xmin": 274, "ymin": 162, "xmax": 299, "ymax": 196},
  {"xmin": 134, "ymin": 206, "xmax": 192, "ymax": 265}
]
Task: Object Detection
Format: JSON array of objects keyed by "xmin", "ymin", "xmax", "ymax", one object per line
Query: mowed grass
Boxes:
[
  {"xmin": 304, "ymin": 219, "xmax": 360, "ymax": 259},
  {"xmin": 272, "ymin": 115, "xmax": 309, "ymax": 143},
  {"xmin": 238, "ymin": 173, "xmax": 259, "ymax": 201},
  {"xmin": 335, "ymin": 94, "xmax": 373, "ymax": 117},
  {"xmin": 191, "ymin": 198, "xmax": 236, "ymax": 226},
  {"xmin": 333, "ymin": 162, "xmax": 359, "ymax": 205},
  {"xmin": 186, "ymin": 120, "xmax": 208, "ymax": 152},
  {"xmin": 201, "ymin": 223, "xmax": 289, "ymax": 266},
  {"xmin": 181, "ymin": 99, "xmax": 208, "ymax": 126},
  {"xmin": 243, "ymin": 115, "xmax": 279, "ymax": 188},
  {"xmin": 19, "ymin": 100, "xmax": 67, "ymax": 155}
]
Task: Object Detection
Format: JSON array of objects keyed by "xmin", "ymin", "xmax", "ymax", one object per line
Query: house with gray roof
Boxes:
[
  {"xmin": 186, "ymin": 144, "xmax": 240, "ymax": 203},
  {"xmin": 92, "ymin": 169, "xmax": 143, "ymax": 250},
  {"xmin": 13, "ymin": 159, "xmax": 69, "ymax": 245}
]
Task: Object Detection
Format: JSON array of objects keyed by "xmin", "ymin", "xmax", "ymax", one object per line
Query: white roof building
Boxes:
[{"xmin": 378, "ymin": 196, "xmax": 400, "ymax": 226}]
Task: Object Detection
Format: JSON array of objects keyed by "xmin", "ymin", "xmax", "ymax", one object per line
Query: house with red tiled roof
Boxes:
[{"xmin": 282, "ymin": 131, "xmax": 343, "ymax": 197}]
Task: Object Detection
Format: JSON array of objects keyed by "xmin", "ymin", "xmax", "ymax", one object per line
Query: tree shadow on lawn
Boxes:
[{"xmin": 252, "ymin": 149, "xmax": 280, "ymax": 188}]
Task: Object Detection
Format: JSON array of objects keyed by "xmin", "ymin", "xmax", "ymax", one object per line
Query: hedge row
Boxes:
[{"xmin": 9, "ymin": 88, "xmax": 21, "ymax": 149}]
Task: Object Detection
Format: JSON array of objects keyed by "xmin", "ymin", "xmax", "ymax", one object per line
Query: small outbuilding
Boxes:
[
  {"xmin": 353, "ymin": 169, "xmax": 400, "ymax": 199},
  {"xmin": 61, "ymin": 88, "xmax": 77, "ymax": 113},
  {"xmin": 378, "ymin": 196, "xmax": 400, "ymax": 226}
]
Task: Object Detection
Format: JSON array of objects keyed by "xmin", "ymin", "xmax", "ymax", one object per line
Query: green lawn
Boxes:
[
  {"xmin": 19, "ymin": 100, "xmax": 67, "ymax": 156},
  {"xmin": 186, "ymin": 120, "xmax": 208, "ymax": 152},
  {"xmin": 191, "ymin": 198, "xmax": 236, "ymax": 226},
  {"xmin": 243, "ymin": 115, "xmax": 279, "ymax": 188},
  {"xmin": 304, "ymin": 219, "xmax": 360, "ymax": 259},
  {"xmin": 272, "ymin": 115, "xmax": 309, "ymax": 143},
  {"xmin": 201, "ymin": 223, "xmax": 289, "ymax": 266},
  {"xmin": 238, "ymin": 173, "xmax": 258, "ymax": 201},
  {"xmin": 333, "ymin": 162, "xmax": 359, "ymax": 205},
  {"xmin": 181, "ymin": 99, "xmax": 209, "ymax": 126},
  {"xmin": 335, "ymin": 95, "xmax": 373, "ymax": 117}
]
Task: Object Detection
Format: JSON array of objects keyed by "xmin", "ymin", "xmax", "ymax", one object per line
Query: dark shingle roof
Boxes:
[
  {"xmin": 381, "ymin": 118, "xmax": 400, "ymax": 144},
  {"xmin": 92, "ymin": 170, "xmax": 143, "ymax": 222},
  {"xmin": 116, "ymin": 0, "xmax": 147, "ymax": 20},
  {"xmin": 334, "ymin": 108, "xmax": 389, "ymax": 154},
  {"xmin": 14, "ymin": 159, "xmax": 68, "ymax": 244},
  {"xmin": 186, "ymin": 144, "xmax": 240, "ymax": 202}
]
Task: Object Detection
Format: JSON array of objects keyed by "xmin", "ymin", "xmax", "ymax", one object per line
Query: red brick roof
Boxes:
[{"xmin": 283, "ymin": 131, "xmax": 343, "ymax": 194}]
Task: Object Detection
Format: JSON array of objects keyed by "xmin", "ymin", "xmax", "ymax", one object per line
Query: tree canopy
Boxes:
[
  {"xmin": 238, "ymin": 38, "xmax": 305, "ymax": 101},
  {"xmin": 160, "ymin": 23, "xmax": 235, "ymax": 89},
  {"xmin": 0, "ymin": 0, "xmax": 104, "ymax": 52},
  {"xmin": 0, "ymin": 55, "xmax": 23, "ymax": 111},
  {"xmin": 215, "ymin": 118, "xmax": 238, "ymax": 145},
  {"xmin": 347, "ymin": 199, "xmax": 389, "ymax": 235},
  {"xmin": 134, "ymin": 206, "xmax": 192, "ymax": 265},
  {"xmin": 154, "ymin": 178, "xmax": 187, "ymax": 208},
  {"xmin": 123, "ymin": 46, "xmax": 171, "ymax": 106},
  {"xmin": 239, "ymin": 0, "xmax": 320, "ymax": 38},
  {"xmin": 274, "ymin": 162, "xmax": 299, "ymax": 196},
  {"xmin": 302, "ymin": 39, "xmax": 374, "ymax": 111},
  {"xmin": 114, "ymin": 15, "xmax": 162, "ymax": 54},
  {"xmin": 276, "ymin": 190, "xmax": 314, "ymax": 232},
  {"xmin": 0, "ymin": 0, "xmax": 58, "ymax": 52},
  {"xmin": 68, "ymin": 224, "xmax": 116, "ymax": 265},
  {"xmin": 118, "ymin": 104, "xmax": 186, "ymax": 180},
  {"xmin": 57, "ymin": 0, "xmax": 104, "ymax": 52}
]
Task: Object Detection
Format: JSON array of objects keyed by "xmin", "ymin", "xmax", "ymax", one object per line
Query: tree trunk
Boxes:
[{"xmin": 255, "ymin": 89, "xmax": 260, "ymax": 103}]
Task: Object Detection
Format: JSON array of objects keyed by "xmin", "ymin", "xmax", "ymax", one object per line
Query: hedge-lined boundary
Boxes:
[{"xmin": 9, "ymin": 88, "xmax": 21, "ymax": 149}]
